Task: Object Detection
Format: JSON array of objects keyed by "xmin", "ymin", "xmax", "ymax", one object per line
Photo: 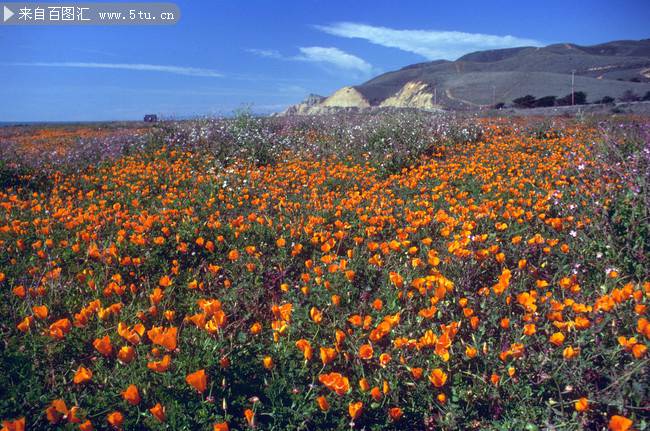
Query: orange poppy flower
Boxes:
[
  {"xmin": 147, "ymin": 326, "xmax": 177, "ymax": 351},
  {"xmin": 158, "ymin": 275, "xmax": 172, "ymax": 288},
  {"xmin": 48, "ymin": 318, "xmax": 72, "ymax": 340},
  {"xmin": 213, "ymin": 423, "xmax": 229, "ymax": 431},
  {"xmin": 117, "ymin": 346, "xmax": 135, "ymax": 363},
  {"xmin": 122, "ymin": 384, "xmax": 141, "ymax": 405},
  {"xmin": 563, "ymin": 346, "xmax": 580, "ymax": 360},
  {"xmin": 320, "ymin": 347, "xmax": 337, "ymax": 365},
  {"xmin": 310, "ymin": 306, "xmax": 323, "ymax": 324},
  {"xmin": 295, "ymin": 339, "xmax": 313, "ymax": 361},
  {"xmin": 410, "ymin": 367, "xmax": 423, "ymax": 380},
  {"xmin": 263, "ymin": 356, "xmax": 274, "ymax": 370},
  {"xmin": 428, "ymin": 368, "xmax": 448, "ymax": 387},
  {"xmin": 45, "ymin": 399, "xmax": 68, "ymax": 424},
  {"xmin": 93, "ymin": 336, "xmax": 113, "ymax": 356},
  {"xmin": 1, "ymin": 417, "xmax": 25, "ymax": 431},
  {"xmin": 106, "ymin": 411, "xmax": 123, "ymax": 429},
  {"xmin": 147, "ymin": 354, "xmax": 171, "ymax": 372},
  {"xmin": 609, "ymin": 415, "xmax": 633, "ymax": 431},
  {"xmin": 549, "ymin": 332, "xmax": 565, "ymax": 346},
  {"xmin": 358, "ymin": 344, "xmax": 373, "ymax": 360},
  {"xmin": 465, "ymin": 346, "xmax": 478, "ymax": 358},
  {"xmin": 348, "ymin": 401, "xmax": 363, "ymax": 421},
  {"xmin": 319, "ymin": 372, "xmax": 350, "ymax": 395},
  {"xmin": 73, "ymin": 366, "xmax": 93, "ymax": 384},
  {"xmin": 227, "ymin": 250, "xmax": 240, "ymax": 261},
  {"xmin": 32, "ymin": 305, "xmax": 48, "ymax": 319},
  {"xmin": 186, "ymin": 369, "xmax": 208, "ymax": 393}
]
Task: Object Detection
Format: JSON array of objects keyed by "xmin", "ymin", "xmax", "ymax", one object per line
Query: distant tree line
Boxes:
[{"xmin": 494, "ymin": 90, "xmax": 650, "ymax": 109}]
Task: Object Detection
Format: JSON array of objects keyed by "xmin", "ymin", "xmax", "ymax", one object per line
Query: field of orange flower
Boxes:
[{"xmin": 0, "ymin": 113, "xmax": 648, "ymax": 430}]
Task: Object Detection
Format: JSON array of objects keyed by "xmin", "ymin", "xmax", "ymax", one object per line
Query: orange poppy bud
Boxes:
[
  {"xmin": 574, "ymin": 397, "xmax": 588, "ymax": 412},
  {"xmin": 149, "ymin": 403, "xmax": 166, "ymax": 422},
  {"xmin": 250, "ymin": 322, "xmax": 262, "ymax": 335},
  {"xmin": 213, "ymin": 422, "xmax": 230, "ymax": 431},
  {"xmin": 388, "ymin": 407, "xmax": 403, "ymax": 421},
  {"xmin": 79, "ymin": 419, "xmax": 94, "ymax": 431},
  {"xmin": 316, "ymin": 396, "xmax": 330, "ymax": 412},
  {"xmin": 244, "ymin": 409, "xmax": 255, "ymax": 427}
]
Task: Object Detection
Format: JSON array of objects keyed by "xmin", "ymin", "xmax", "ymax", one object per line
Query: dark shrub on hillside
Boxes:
[
  {"xmin": 557, "ymin": 91, "xmax": 587, "ymax": 106},
  {"xmin": 598, "ymin": 96, "xmax": 615, "ymax": 104},
  {"xmin": 513, "ymin": 95, "xmax": 536, "ymax": 108},
  {"xmin": 493, "ymin": 102, "xmax": 506, "ymax": 109},
  {"xmin": 619, "ymin": 90, "xmax": 640, "ymax": 102},
  {"xmin": 642, "ymin": 91, "xmax": 650, "ymax": 101},
  {"xmin": 534, "ymin": 96, "xmax": 557, "ymax": 107}
]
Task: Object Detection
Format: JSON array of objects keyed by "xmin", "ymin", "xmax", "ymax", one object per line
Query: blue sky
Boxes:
[{"xmin": 1, "ymin": 0, "xmax": 649, "ymax": 121}]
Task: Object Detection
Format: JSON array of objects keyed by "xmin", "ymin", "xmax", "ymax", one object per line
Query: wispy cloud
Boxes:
[
  {"xmin": 295, "ymin": 47, "xmax": 373, "ymax": 74},
  {"xmin": 245, "ymin": 49, "xmax": 283, "ymax": 59},
  {"xmin": 6, "ymin": 62, "xmax": 223, "ymax": 77},
  {"xmin": 247, "ymin": 46, "xmax": 373, "ymax": 74},
  {"xmin": 315, "ymin": 22, "xmax": 542, "ymax": 60}
]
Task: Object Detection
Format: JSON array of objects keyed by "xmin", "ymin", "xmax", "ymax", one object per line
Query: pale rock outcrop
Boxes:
[
  {"xmin": 380, "ymin": 81, "xmax": 439, "ymax": 110},
  {"xmin": 321, "ymin": 87, "xmax": 370, "ymax": 108}
]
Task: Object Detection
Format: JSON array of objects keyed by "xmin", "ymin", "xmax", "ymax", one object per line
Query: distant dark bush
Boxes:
[
  {"xmin": 557, "ymin": 91, "xmax": 587, "ymax": 106},
  {"xmin": 642, "ymin": 91, "xmax": 650, "ymax": 101},
  {"xmin": 598, "ymin": 96, "xmax": 615, "ymax": 104},
  {"xmin": 493, "ymin": 102, "xmax": 506, "ymax": 109},
  {"xmin": 629, "ymin": 77, "xmax": 641, "ymax": 83},
  {"xmin": 619, "ymin": 90, "xmax": 640, "ymax": 102},
  {"xmin": 533, "ymin": 95, "xmax": 557, "ymax": 107},
  {"xmin": 513, "ymin": 95, "xmax": 536, "ymax": 108}
]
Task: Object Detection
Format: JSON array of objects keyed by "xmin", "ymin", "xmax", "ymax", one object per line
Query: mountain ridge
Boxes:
[{"xmin": 280, "ymin": 38, "xmax": 650, "ymax": 114}]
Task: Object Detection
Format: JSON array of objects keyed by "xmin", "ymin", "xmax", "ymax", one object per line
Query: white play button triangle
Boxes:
[{"xmin": 3, "ymin": 5, "xmax": 14, "ymax": 22}]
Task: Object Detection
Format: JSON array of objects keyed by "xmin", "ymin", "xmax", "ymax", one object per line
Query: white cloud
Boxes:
[
  {"xmin": 247, "ymin": 46, "xmax": 373, "ymax": 74},
  {"xmin": 245, "ymin": 49, "xmax": 283, "ymax": 59},
  {"xmin": 7, "ymin": 62, "xmax": 222, "ymax": 77},
  {"xmin": 295, "ymin": 47, "xmax": 372, "ymax": 74},
  {"xmin": 315, "ymin": 22, "xmax": 542, "ymax": 60}
]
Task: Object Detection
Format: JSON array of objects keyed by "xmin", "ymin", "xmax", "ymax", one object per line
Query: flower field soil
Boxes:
[{"xmin": 0, "ymin": 115, "xmax": 648, "ymax": 430}]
